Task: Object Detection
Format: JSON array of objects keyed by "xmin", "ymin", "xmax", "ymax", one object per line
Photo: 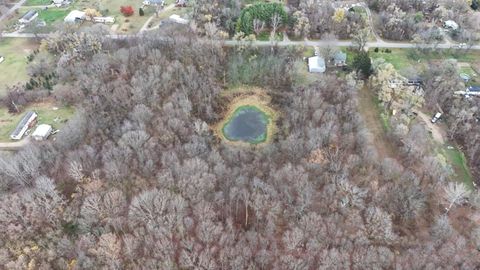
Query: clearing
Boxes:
[
  {"xmin": 0, "ymin": 38, "xmax": 39, "ymax": 98},
  {"xmin": 0, "ymin": 101, "xmax": 75, "ymax": 142},
  {"xmin": 357, "ymin": 84, "xmax": 398, "ymax": 159}
]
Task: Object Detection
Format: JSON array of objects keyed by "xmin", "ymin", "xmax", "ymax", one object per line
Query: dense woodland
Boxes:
[{"xmin": 0, "ymin": 24, "xmax": 480, "ymax": 269}]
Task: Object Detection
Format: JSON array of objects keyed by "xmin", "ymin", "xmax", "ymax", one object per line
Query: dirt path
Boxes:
[
  {"xmin": 0, "ymin": 137, "xmax": 30, "ymax": 150},
  {"xmin": 414, "ymin": 110, "xmax": 445, "ymax": 144},
  {"xmin": 357, "ymin": 84, "xmax": 398, "ymax": 159}
]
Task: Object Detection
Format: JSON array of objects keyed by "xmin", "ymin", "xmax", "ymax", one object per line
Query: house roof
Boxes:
[
  {"xmin": 11, "ymin": 111, "xmax": 37, "ymax": 138},
  {"xmin": 333, "ymin": 51, "xmax": 347, "ymax": 62},
  {"xmin": 20, "ymin": 10, "xmax": 38, "ymax": 21},
  {"xmin": 308, "ymin": 56, "xmax": 326, "ymax": 72},
  {"xmin": 64, "ymin": 10, "xmax": 85, "ymax": 22},
  {"xmin": 444, "ymin": 20, "xmax": 458, "ymax": 29},
  {"xmin": 32, "ymin": 124, "xmax": 52, "ymax": 138},
  {"xmin": 468, "ymin": 86, "xmax": 480, "ymax": 92}
]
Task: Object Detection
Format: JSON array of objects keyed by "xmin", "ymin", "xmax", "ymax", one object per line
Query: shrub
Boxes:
[
  {"xmin": 120, "ymin": 6, "xmax": 134, "ymax": 17},
  {"xmin": 139, "ymin": 8, "xmax": 144, "ymax": 16},
  {"xmin": 236, "ymin": 3, "xmax": 288, "ymax": 34},
  {"xmin": 374, "ymin": 47, "xmax": 379, "ymax": 53}
]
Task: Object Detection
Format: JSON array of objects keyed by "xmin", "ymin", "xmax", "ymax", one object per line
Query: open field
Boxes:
[
  {"xmin": 0, "ymin": 38, "xmax": 39, "ymax": 97},
  {"xmin": 24, "ymin": 0, "xmax": 51, "ymax": 6},
  {"xmin": 442, "ymin": 147, "xmax": 474, "ymax": 190},
  {"xmin": 0, "ymin": 101, "xmax": 75, "ymax": 141},
  {"xmin": 370, "ymin": 48, "xmax": 480, "ymax": 73}
]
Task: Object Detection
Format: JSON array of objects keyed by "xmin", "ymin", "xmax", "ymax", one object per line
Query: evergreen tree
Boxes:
[
  {"xmin": 139, "ymin": 8, "xmax": 144, "ymax": 16},
  {"xmin": 352, "ymin": 51, "xmax": 372, "ymax": 78}
]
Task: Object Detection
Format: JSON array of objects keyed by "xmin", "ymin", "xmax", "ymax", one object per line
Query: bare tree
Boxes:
[
  {"xmin": 443, "ymin": 182, "xmax": 470, "ymax": 213},
  {"xmin": 253, "ymin": 19, "xmax": 265, "ymax": 36},
  {"xmin": 351, "ymin": 28, "xmax": 370, "ymax": 51}
]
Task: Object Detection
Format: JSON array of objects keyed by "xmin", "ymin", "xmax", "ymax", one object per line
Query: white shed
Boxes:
[
  {"xmin": 32, "ymin": 124, "xmax": 52, "ymax": 141},
  {"xmin": 169, "ymin": 14, "xmax": 189, "ymax": 24},
  {"xmin": 444, "ymin": 20, "xmax": 459, "ymax": 31},
  {"xmin": 64, "ymin": 10, "xmax": 86, "ymax": 23},
  {"xmin": 308, "ymin": 56, "xmax": 326, "ymax": 73}
]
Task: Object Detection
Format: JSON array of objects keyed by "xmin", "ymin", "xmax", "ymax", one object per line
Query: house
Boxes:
[
  {"xmin": 308, "ymin": 56, "xmax": 326, "ymax": 73},
  {"xmin": 64, "ymin": 10, "xmax": 86, "ymax": 23},
  {"xmin": 19, "ymin": 10, "xmax": 38, "ymax": 24},
  {"xmin": 333, "ymin": 51, "xmax": 347, "ymax": 67},
  {"xmin": 32, "ymin": 124, "xmax": 52, "ymax": 141},
  {"xmin": 169, "ymin": 14, "xmax": 188, "ymax": 24},
  {"xmin": 53, "ymin": 0, "xmax": 65, "ymax": 7},
  {"xmin": 10, "ymin": 111, "xmax": 37, "ymax": 140},
  {"xmin": 444, "ymin": 20, "xmax": 459, "ymax": 31}
]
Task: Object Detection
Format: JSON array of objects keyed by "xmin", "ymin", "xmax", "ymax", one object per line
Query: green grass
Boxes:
[
  {"xmin": 24, "ymin": 0, "xmax": 52, "ymax": 6},
  {"xmin": 442, "ymin": 147, "xmax": 474, "ymax": 190},
  {"xmin": 0, "ymin": 38, "xmax": 39, "ymax": 97},
  {"xmin": 38, "ymin": 8, "xmax": 70, "ymax": 24},
  {"xmin": 257, "ymin": 31, "xmax": 283, "ymax": 41},
  {"xmin": 0, "ymin": 102, "xmax": 75, "ymax": 141},
  {"xmin": 370, "ymin": 48, "xmax": 480, "ymax": 73}
]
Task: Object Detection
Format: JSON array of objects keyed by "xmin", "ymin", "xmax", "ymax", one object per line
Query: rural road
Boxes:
[
  {"xmin": 0, "ymin": 0, "xmax": 27, "ymax": 22},
  {"xmin": 3, "ymin": 32, "xmax": 480, "ymax": 50},
  {"xmin": 0, "ymin": 137, "xmax": 30, "ymax": 150}
]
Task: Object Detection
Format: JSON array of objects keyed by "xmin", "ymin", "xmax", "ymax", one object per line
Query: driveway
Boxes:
[
  {"xmin": 415, "ymin": 110, "xmax": 445, "ymax": 144},
  {"xmin": 0, "ymin": 0, "xmax": 27, "ymax": 22},
  {"xmin": 0, "ymin": 137, "xmax": 30, "ymax": 150}
]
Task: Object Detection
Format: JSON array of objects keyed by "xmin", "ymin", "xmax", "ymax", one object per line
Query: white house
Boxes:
[
  {"xmin": 10, "ymin": 111, "xmax": 37, "ymax": 140},
  {"xmin": 19, "ymin": 10, "xmax": 38, "ymax": 24},
  {"xmin": 169, "ymin": 14, "xmax": 188, "ymax": 24},
  {"xmin": 308, "ymin": 56, "xmax": 326, "ymax": 73},
  {"xmin": 32, "ymin": 124, "xmax": 53, "ymax": 141},
  {"xmin": 444, "ymin": 20, "xmax": 459, "ymax": 31},
  {"xmin": 64, "ymin": 10, "xmax": 86, "ymax": 23}
]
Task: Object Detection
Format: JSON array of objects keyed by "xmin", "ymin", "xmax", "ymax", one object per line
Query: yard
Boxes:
[
  {"xmin": 0, "ymin": 101, "xmax": 75, "ymax": 141},
  {"xmin": 0, "ymin": 38, "xmax": 39, "ymax": 98},
  {"xmin": 370, "ymin": 48, "xmax": 480, "ymax": 74},
  {"xmin": 24, "ymin": 0, "xmax": 52, "ymax": 6},
  {"xmin": 441, "ymin": 146, "xmax": 474, "ymax": 190}
]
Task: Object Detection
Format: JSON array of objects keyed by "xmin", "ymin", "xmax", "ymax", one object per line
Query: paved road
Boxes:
[{"xmin": 0, "ymin": 0, "xmax": 28, "ymax": 22}]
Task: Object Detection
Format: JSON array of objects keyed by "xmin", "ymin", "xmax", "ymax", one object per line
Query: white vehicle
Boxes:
[{"xmin": 431, "ymin": 112, "xmax": 442, "ymax": 123}]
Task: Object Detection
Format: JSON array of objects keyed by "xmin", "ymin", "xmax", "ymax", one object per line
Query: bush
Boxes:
[
  {"xmin": 374, "ymin": 47, "xmax": 379, "ymax": 53},
  {"xmin": 236, "ymin": 3, "xmax": 288, "ymax": 34},
  {"xmin": 139, "ymin": 8, "xmax": 144, "ymax": 16},
  {"xmin": 120, "ymin": 6, "xmax": 134, "ymax": 17},
  {"xmin": 352, "ymin": 51, "xmax": 372, "ymax": 78}
]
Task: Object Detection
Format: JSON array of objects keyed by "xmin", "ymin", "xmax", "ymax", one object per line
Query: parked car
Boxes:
[{"xmin": 431, "ymin": 112, "xmax": 442, "ymax": 123}]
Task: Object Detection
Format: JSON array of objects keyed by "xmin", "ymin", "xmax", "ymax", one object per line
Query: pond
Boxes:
[{"xmin": 222, "ymin": 106, "xmax": 269, "ymax": 144}]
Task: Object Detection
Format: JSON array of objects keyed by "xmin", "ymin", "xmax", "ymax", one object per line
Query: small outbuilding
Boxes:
[
  {"xmin": 333, "ymin": 51, "xmax": 347, "ymax": 67},
  {"xmin": 444, "ymin": 20, "xmax": 459, "ymax": 31},
  {"xmin": 19, "ymin": 10, "xmax": 38, "ymax": 24},
  {"xmin": 169, "ymin": 14, "xmax": 189, "ymax": 24},
  {"xmin": 10, "ymin": 111, "xmax": 37, "ymax": 140},
  {"xmin": 32, "ymin": 124, "xmax": 52, "ymax": 141},
  {"xmin": 64, "ymin": 10, "xmax": 86, "ymax": 23},
  {"xmin": 143, "ymin": 0, "xmax": 165, "ymax": 6},
  {"xmin": 308, "ymin": 56, "xmax": 326, "ymax": 73}
]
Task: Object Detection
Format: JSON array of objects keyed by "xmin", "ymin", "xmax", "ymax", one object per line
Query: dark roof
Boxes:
[
  {"xmin": 20, "ymin": 10, "xmax": 38, "ymax": 21},
  {"xmin": 468, "ymin": 86, "xmax": 480, "ymax": 92},
  {"xmin": 11, "ymin": 111, "xmax": 36, "ymax": 137},
  {"xmin": 333, "ymin": 51, "xmax": 347, "ymax": 62}
]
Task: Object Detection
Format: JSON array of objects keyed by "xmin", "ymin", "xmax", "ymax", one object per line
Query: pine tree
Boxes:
[
  {"xmin": 139, "ymin": 8, "xmax": 144, "ymax": 16},
  {"xmin": 352, "ymin": 52, "xmax": 372, "ymax": 78}
]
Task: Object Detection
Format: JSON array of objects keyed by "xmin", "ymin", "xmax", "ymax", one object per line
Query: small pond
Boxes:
[{"xmin": 222, "ymin": 106, "xmax": 269, "ymax": 144}]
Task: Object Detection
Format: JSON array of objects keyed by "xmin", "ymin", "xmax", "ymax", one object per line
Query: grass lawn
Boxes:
[
  {"xmin": 38, "ymin": 8, "xmax": 70, "ymax": 24},
  {"xmin": 442, "ymin": 147, "xmax": 474, "ymax": 190},
  {"xmin": 24, "ymin": 0, "xmax": 52, "ymax": 6},
  {"xmin": 0, "ymin": 38, "xmax": 39, "ymax": 98},
  {"xmin": 370, "ymin": 48, "xmax": 480, "ymax": 74},
  {"xmin": 0, "ymin": 101, "xmax": 75, "ymax": 141},
  {"xmin": 257, "ymin": 31, "xmax": 283, "ymax": 41}
]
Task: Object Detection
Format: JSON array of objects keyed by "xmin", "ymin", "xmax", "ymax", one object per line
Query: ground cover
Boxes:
[
  {"xmin": 441, "ymin": 146, "xmax": 474, "ymax": 190},
  {"xmin": 0, "ymin": 38, "xmax": 38, "ymax": 98},
  {"xmin": 24, "ymin": 0, "xmax": 51, "ymax": 6},
  {"xmin": 0, "ymin": 101, "xmax": 75, "ymax": 141}
]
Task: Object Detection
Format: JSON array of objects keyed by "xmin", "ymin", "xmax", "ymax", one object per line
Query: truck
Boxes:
[{"xmin": 431, "ymin": 112, "xmax": 442, "ymax": 123}]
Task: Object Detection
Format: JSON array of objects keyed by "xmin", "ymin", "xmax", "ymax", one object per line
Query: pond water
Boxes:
[{"xmin": 222, "ymin": 106, "xmax": 269, "ymax": 144}]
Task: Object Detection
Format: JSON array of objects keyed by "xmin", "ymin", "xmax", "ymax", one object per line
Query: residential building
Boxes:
[
  {"xmin": 333, "ymin": 51, "xmax": 347, "ymax": 66},
  {"xmin": 64, "ymin": 10, "xmax": 86, "ymax": 23},
  {"xmin": 10, "ymin": 111, "xmax": 37, "ymax": 140},
  {"xmin": 32, "ymin": 124, "xmax": 52, "ymax": 141},
  {"xmin": 19, "ymin": 10, "xmax": 38, "ymax": 24},
  {"xmin": 308, "ymin": 56, "xmax": 326, "ymax": 73}
]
